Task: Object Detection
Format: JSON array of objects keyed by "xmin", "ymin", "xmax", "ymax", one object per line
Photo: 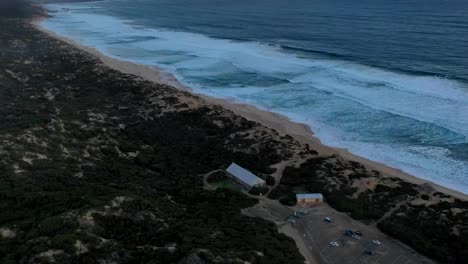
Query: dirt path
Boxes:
[
  {"xmin": 200, "ymin": 169, "xmax": 222, "ymax": 189},
  {"xmin": 243, "ymin": 198, "xmax": 321, "ymax": 264}
]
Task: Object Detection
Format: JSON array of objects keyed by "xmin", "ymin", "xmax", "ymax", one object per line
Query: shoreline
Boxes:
[{"xmin": 32, "ymin": 18, "xmax": 468, "ymax": 201}]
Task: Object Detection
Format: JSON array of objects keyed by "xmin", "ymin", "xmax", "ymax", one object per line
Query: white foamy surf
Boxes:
[{"xmin": 41, "ymin": 3, "xmax": 468, "ymax": 193}]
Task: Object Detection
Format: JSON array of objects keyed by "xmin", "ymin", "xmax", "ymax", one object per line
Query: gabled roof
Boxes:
[
  {"xmin": 226, "ymin": 163, "xmax": 265, "ymax": 187},
  {"xmin": 296, "ymin": 193, "xmax": 323, "ymax": 199}
]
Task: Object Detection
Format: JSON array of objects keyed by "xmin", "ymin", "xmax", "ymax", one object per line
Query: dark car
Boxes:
[{"xmin": 363, "ymin": 250, "xmax": 373, "ymax": 256}]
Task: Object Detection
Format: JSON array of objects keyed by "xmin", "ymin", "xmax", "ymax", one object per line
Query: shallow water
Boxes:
[{"xmin": 42, "ymin": 0, "xmax": 468, "ymax": 193}]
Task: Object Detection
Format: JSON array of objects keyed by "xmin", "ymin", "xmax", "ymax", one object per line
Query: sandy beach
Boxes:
[{"xmin": 33, "ymin": 19, "xmax": 468, "ymax": 201}]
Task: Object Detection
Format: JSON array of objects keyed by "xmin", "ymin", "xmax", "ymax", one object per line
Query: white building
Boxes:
[
  {"xmin": 296, "ymin": 193, "xmax": 324, "ymax": 206},
  {"xmin": 226, "ymin": 163, "xmax": 266, "ymax": 190}
]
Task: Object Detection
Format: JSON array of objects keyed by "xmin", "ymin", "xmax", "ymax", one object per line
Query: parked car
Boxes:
[
  {"xmin": 324, "ymin": 217, "xmax": 332, "ymax": 222},
  {"xmin": 344, "ymin": 230, "xmax": 353, "ymax": 236},
  {"xmin": 293, "ymin": 212, "xmax": 301, "ymax": 218},
  {"xmin": 330, "ymin": 241, "xmax": 339, "ymax": 247},
  {"xmin": 288, "ymin": 218, "xmax": 296, "ymax": 223},
  {"xmin": 300, "ymin": 210, "xmax": 308, "ymax": 215},
  {"xmin": 372, "ymin": 240, "xmax": 382, "ymax": 245},
  {"xmin": 351, "ymin": 234, "xmax": 361, "ymax": 240},
  {"xmin": 363, "ymin": 250, "xmax": 373, "ymax": 256}
]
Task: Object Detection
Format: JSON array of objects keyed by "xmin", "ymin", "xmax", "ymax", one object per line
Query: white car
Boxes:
[
  {"xmin": 351, "ymin": 234, "xmax": 361, "ymax": 240},
  {"xmin": 288, "ymin": 218, "xmax": 296, "ymax": 223},
  {"xmin": 372, "ymin": 240, "xmax": 382, "ymax": 245},
  {"xmin": 330, "ymin": 241, "xmax": 339, "ymax": 247}
]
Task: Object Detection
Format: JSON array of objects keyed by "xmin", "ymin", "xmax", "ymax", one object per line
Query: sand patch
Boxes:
[
  {"xmin": 75, "ymin": 240, "xmax": 89, "ymax": 255},
  {"xmin": 0, "ymin": 228, "xmax": 16, "ymax": 238}
]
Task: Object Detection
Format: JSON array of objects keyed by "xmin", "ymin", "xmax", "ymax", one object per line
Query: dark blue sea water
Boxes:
[{"xmin": 42, "ymin": 0, "xmax": 468, "ymax": 193}]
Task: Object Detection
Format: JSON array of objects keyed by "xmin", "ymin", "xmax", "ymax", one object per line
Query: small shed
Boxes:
[
  {"xmin": 296, "ymin": 193, "xmax": 323, "ymax": 206},
  {"xmin": 226, "ymin": 163, "xmax": 266, "ymax": 190}
]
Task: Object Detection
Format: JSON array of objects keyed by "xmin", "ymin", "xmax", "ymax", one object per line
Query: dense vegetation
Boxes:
[
  {"xmin": 378, "ymin": 199, "xmax": 468, "ymax": 263},
  {"xmin": 0, "ymin": 5, "xmax": 304, "ymax": 263},
  {"xmin": 269, "ymin": 157, "xmax": 418, "ymax": 221}
]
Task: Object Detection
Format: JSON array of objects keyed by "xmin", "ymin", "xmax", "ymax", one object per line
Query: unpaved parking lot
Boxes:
[{"xmin": 244, "ymin": 199, "xmax": 435, "ymax": 264}]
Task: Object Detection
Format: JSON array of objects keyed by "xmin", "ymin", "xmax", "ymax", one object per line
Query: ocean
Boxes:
[{"xmin": 41, "ymin": 0, "xmax": 468, "ymax": 193}]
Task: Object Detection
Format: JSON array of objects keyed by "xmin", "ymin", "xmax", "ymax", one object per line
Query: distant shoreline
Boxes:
[
  {"xmin": 32, "ymin": 17, "xmax": 468, "ymax": 201},
  {"xmin": 39, "ymin": 0, "xmax": 106, "ymax": 3}
]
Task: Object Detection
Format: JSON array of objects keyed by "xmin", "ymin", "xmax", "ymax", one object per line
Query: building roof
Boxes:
[
  {"xmin": 226, "ymin": 163, "xmax": 265, "ymax": 187},
  {"xmin": 296, "ymin": 193, "xmax": 323, "ymax": 200}
]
